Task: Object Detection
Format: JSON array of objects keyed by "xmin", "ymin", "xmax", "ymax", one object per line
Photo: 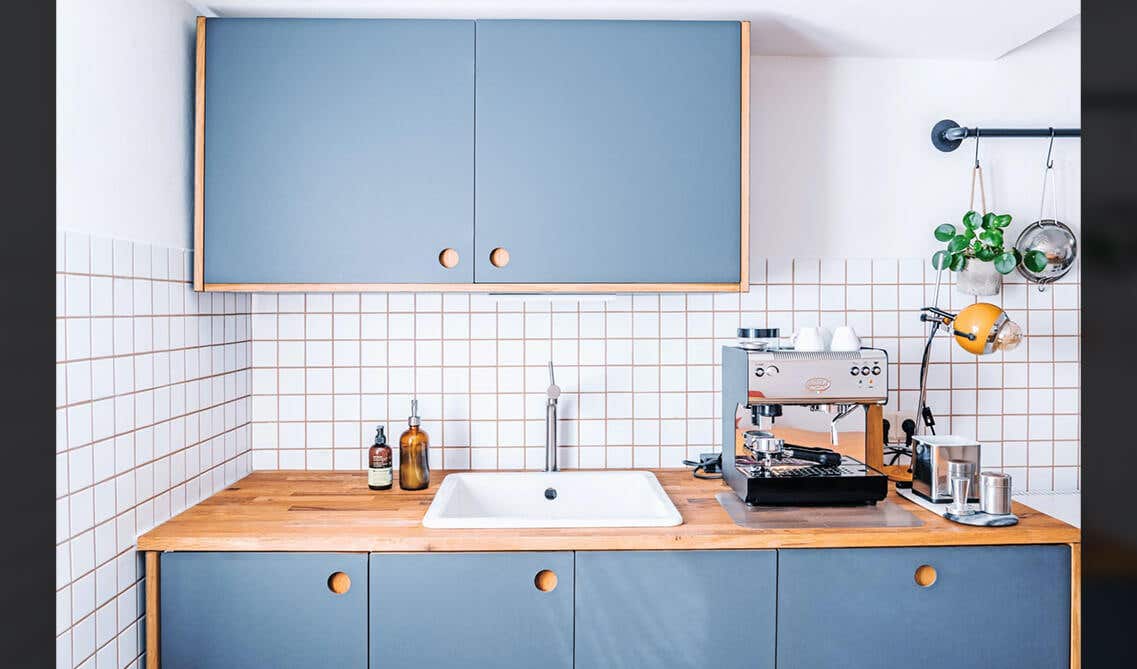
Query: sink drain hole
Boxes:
[{"xmin": 544, "ymin": 488, "xmax": 557, "ymax": 500}]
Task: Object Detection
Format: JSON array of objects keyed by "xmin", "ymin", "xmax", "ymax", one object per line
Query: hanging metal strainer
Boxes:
[{"xmin": 1014, "ymin": 133, "xmax": 1077, "ymax": 286}]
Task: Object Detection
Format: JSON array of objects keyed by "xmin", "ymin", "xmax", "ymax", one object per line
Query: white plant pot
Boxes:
[{"xmin": 956, "ymin": 259, "xmax": 1002, "ymax": 296}]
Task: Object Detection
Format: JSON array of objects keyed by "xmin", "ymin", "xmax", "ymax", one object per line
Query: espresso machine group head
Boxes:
[{"xmin": 721, "ymin": 345, "xmax": 890, "ymax": 506}]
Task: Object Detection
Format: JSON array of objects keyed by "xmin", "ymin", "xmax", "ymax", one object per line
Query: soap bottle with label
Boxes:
[
  {"xmin": 367, "ymin": 426, "xmax": 392, "ymax": 491},
  {"xmin": 399, "ymin": 399, "xmax": 430, "ymax": 490}
]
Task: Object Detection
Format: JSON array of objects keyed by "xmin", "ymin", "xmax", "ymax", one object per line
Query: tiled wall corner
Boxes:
[
  {"xmin": 56, "ymin": 230, "xmax": 252, "ymax": 669},
  {"xmin": 246, "ymin": 257, "xmax": 1080, "ymax": 492}
]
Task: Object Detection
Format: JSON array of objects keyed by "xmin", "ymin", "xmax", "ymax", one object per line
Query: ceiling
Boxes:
[{"xmin": 194, "ymin": 0, "xmax": 1080, "ymax": 60}]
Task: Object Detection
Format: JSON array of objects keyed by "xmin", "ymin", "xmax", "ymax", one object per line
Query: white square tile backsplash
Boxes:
[
  {"xmin": 236, "ymin": 257, "xmax": 1080, "ymax": 492},
  {"xmin": 56, "ymin": 230, "xmax": 251, "ymax": 668}
]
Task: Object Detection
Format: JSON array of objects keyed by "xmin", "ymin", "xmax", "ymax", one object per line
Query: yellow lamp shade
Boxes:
[{"xmin": 953, "ymin": 302, "xmax": 1022, "ymax": 355}]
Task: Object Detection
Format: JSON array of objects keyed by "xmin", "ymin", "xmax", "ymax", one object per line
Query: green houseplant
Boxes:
[{"xmin": 932, "ymin": 210, "xmax": 1048, "ymax": 295}]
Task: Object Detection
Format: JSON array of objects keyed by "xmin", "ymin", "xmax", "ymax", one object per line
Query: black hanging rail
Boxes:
[{"xmin": 930, "ymin": 119, "xmax": 1081, "ymax": 152}]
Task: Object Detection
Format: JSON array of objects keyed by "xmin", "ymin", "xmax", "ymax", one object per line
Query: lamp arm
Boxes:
[
  {"xmin": 915, "ymin": 319, "xmax": 940, "ymax": 442},
  {"xmin": 920, "ymin": 306, "xmax": 956, "ymax": 322},
  {"xmin": 919, "ymin": 306, "xmax": 975, "ymax": 340}
]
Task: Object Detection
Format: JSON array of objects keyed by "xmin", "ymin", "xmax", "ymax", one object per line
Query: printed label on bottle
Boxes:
[{"xmin": 368, "ymin": 467, "xmax": 392, "ymax": 487}]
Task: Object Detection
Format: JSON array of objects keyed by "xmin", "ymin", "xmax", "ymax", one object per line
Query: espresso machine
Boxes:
[{"xmin": 721, "ymin": 344, "xmax": 890, "ymax": 506}]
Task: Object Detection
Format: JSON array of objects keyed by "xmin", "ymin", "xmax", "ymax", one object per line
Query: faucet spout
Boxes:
[{"xmin": 545, "ymin": 361, "xmax": 561, "ymax": 472}]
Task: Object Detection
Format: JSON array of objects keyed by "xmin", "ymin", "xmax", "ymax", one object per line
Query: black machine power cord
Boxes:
[
  {"xmin": 886, "ymin": 446, "xmax": 909, "ymax": 466},
  {"xmin": 882, "ymin": 417, "xmax": 920, "ymax": 466},
  {"xmin": 683, "ymin": 453, "xmax": 723, "ymax": 479}
]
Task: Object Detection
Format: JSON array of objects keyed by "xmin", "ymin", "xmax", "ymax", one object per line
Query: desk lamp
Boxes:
[{"xmin": 889, "ymin": 302, "xmax": 1023, "ymax": 477}]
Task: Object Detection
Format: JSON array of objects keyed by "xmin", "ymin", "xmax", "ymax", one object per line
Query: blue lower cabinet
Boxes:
[
  {"xmin": 156, "ymin": 546, "xmax": 1070, "ymax": 668},
  {"xmin": 160, "ymin": 552, "xmax": 367, "ymax": 668},
  {"xmin": 777, "ymin": 545, "xmax": 1071, "ymax": 669},
  {"xmin": 574, "ymin": 550, "xmax": 776, "ymax": 669},
  {"xmin": 369, "ymin": 552, "xmax": 574, "ymax": 669}
]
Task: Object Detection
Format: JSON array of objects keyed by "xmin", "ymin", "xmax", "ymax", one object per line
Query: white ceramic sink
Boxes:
[{"xmin": 422, "ymin": 471, "xmax": 683, "ymax": 528}]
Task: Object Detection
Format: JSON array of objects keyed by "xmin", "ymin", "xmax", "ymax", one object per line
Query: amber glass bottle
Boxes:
[{"xmin": 399, "ymin": 399, "xmax": 430, "ymax": 490}]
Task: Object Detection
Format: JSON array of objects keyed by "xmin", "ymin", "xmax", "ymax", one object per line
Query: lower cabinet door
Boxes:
[
  {"xmin": 777, "ymin": 545, "xmax": 1071, "ymax": 669},
  {"xmin": 160, "ymin": 552, "xmax": 367, "ymax": 668},
  {"xmin": 575, "ymin": 550, "xmax": 777, "ymax": 669},
  {"xmin": 370, "ymin": 552, "xmax": 574, "ymax": 669}
]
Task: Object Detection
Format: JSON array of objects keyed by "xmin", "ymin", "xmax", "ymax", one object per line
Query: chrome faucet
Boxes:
[{"xmin": 545, "ymin": 361, "xmax": 561, "ymax": 472}]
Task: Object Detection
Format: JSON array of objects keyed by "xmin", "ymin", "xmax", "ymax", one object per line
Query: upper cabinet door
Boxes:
[
  {"xmin": 202, "ymin": 19, "xmax": 474, "ymax": 286},
  {"xmin": 475, "ymin": 20, "xmax": 745, "ymax": 286}
]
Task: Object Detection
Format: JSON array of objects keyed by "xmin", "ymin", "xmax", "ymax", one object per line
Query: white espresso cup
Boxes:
[
  {"xmin": 829, "ymin": 325, "xmax": 862, "ymax": 352},
  {"xmin": 818, "ymin": 326, "xmax": 833, "ymax": 350},
  {"xmin": 793, "ymin": 326, "xmax": 827, "ymax": 352}
]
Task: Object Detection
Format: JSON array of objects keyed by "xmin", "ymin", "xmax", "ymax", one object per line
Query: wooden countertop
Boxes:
[{"xmin": 138, "ymin": 470, "xmax": 1079, "ymax": 552}]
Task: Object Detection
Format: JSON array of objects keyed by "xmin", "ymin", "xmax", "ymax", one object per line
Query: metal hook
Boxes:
[
  {"xmin": 973, "ymin": 128, "xmax": 981, "ymax": 167},
  {"xmin": 1045, "ymin": 127, "xmax": 1055, "ymax": 169}
]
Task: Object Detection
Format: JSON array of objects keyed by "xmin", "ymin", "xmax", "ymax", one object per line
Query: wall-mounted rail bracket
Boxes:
[{"xmin": 931, "ymin": 119, "xmax": 1081, "ymax": 152}]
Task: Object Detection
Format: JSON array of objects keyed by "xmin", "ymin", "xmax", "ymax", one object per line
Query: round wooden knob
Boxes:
[
  {"xmin": 489, "ymin": 247, "xmax": 510, "ymax": 268},
  {"xmin": 328, "ymin": 571, "xmax": 352, "ymax": 594},
  {"xmin": 914, "ymin": 564, "xmax": 937, "ymax": 587},
  {"xmin": 438, "ymin": 248, "xmax": 459, "ymax": 269},
  {"xmin": 534, "ymin": 569, "xmax": 558, "ymax": 592}
]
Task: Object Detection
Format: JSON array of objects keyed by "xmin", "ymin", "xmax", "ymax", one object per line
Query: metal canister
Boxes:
[
  {"xmin": 737, "ymin": 327, "xmax": 781, "ymax": 351},
  {"xmin": 979, "ymin": 471, "xmax": 1013, "ymax": 515}
]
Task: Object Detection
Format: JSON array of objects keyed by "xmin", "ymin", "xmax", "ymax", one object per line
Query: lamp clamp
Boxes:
[{"xmin": 919, "ymin": 307, "xmax": 977, "ymax": 340}]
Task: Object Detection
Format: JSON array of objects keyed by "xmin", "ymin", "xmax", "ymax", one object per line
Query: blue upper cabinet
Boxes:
[
  {"xmin": 196, "ymin": 18, "xmax": 746, "ymax": 291},
  {"xmin": 201, "ymin": 19, "xmax": 475, "ymax": 286},
  {"xmin": 475, "ymin": 20, "xmax": 745, "ymax": 287}
]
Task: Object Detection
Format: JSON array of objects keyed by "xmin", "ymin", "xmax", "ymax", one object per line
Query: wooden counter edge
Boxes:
[{"xmin": 137, "ymin": 531, "xmax": 1080, "ymax": 552}]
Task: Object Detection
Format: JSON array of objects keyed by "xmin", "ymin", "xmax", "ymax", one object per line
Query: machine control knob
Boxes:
[
  {"xmin": 872, "ymin": 366, "xmax": 882, "ymax": 375},
  {"xmin": 754, "ymin": 367, "xmax": 765, "ymax": 378},
  {"xmin": 861, "ymin": 366, "xmax": 871, "ymax": 376},
  {"xmin": 850, "ymin": 366, "xmax": 860, "ymax": 376},
  {"xmin": 766, "ymin": 365, "xmax": 779, "ymax": 376}
]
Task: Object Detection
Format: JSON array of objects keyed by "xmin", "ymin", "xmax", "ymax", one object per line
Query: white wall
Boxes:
[
  {"xmin": 56, "ymin": 3, "xmax": 1078, "ymax": 260},
  {"xmin": 58, "ymin": 0, "xmax": 199, "ymax": 250},
  {"xmin": 750, "ymin": 23, "xmax": 1080, "ymax": 260}
]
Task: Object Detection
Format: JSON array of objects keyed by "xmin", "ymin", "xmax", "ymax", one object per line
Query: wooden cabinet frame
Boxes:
[{"xmin": 192, "ymin": 18, "xmax": 750, "ymax": 293}]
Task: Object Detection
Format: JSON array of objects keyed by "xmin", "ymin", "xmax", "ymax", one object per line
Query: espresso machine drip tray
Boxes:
[
  {"xmin": 715, "ymin": 492, "xmax": 923, "ymax": 530},
  {"xmin": 730, "ymin": 453, "xmax": 890, "ymax": 507},
  {"xmin": 738, "ymin": 459, "xmax": 871, "ymax": 478}
]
